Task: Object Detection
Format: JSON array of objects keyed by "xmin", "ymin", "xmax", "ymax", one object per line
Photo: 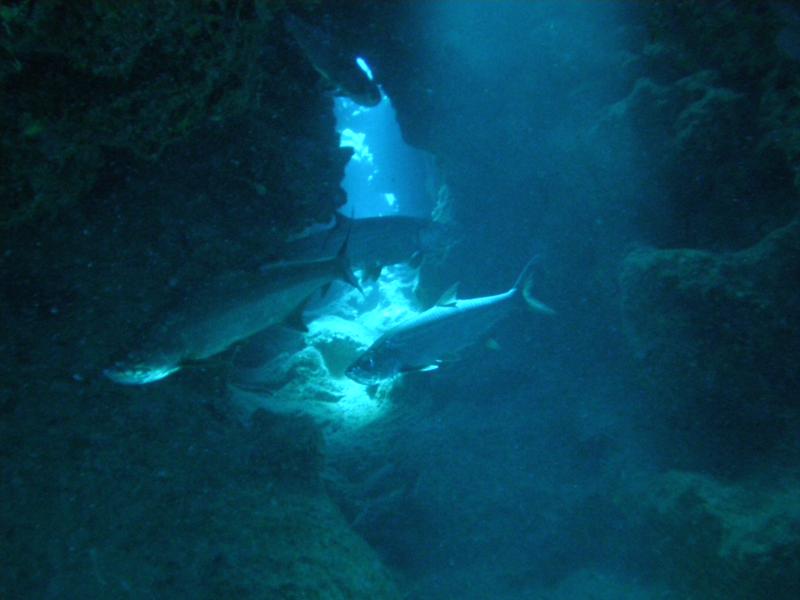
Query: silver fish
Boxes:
[
  {"xmin": 105, "ymin": 240, "xmax": 361, "ymax": 385},
  {"xmin": 346, "ymin": 257, "xmax": 555, "ymax": 384},
  {"xmin": 275, "ymin": 212, "xmax": 451, "ymax": 280}
]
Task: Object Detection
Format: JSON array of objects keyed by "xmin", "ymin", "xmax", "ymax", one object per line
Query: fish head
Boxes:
[
  {"xmin": 345, "ymin": 345, "xmax": 400, "ymax": 385},
  {"xmin": 103, "ymin": 350, "xmax": 181, "ymax": 385}
]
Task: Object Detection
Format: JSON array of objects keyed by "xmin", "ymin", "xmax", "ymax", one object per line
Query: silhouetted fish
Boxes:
[
  {"xmin": 105, "ymin": 239, "xmax": 361, "ymax": 385},
  {"xmin": 276, "ymin": 212, "xmax": 451, "ymax": 280},
  {"xmin": 346, "ymin": 257, "xmax": 554, "ymax": 384},
  {"xmin": 285, "ymin": 13, "xmax": 382, "ymax": 107}
]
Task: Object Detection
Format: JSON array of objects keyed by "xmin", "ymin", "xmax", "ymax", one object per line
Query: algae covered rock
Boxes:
[
  {"xmin": 622, "ymin": 218, "xmax": 800, "ymax": 398},
  {"xmin": 1, "ymin": 1, "xmax": 260, "ymax": 226},
  {"xmin": 0, "ymin": 0, "xmax": 344, "ymax": 231},
  {"xmin": 596, "ymin": 67, "xmax": 789, "ymax": 249},
  {"xmin": 203, "ymin": 491, "xmax": 401, "ymax": 600},
  {"xmin": 621, "ymin": 219, "xmax": 800, "ymax": 472},
  {"xmin": 635, "ymin": 470, "xmax": 800, "ymax": 600},
  {"xmin": 229, "ymin": 313, "xmax": 396, "ymax": 433},
  {"xmin": 0, "ymin": 377, "xmax": 400, "ymax": 599},
  {"xmin": 646, "ymin": 1, "xmax": 781, "ymax": 84},
  {"xmin": 593, "ymin": 2, "xmax": 800, "ymax": 250}
]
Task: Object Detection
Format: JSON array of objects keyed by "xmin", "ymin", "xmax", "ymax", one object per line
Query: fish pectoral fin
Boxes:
[
  {"xmin": 408, "ymin": 251, "xmax": 424, "ymax": 269},
  {"xmin": 320, "ymin": 215, "xmax": 345, "ymax": 253},
  {"xmin": 284, "ymin": 297, "xmax": 311, "ymax": 332},
  {"xmin": 363, "ymin": 263, "xmax": 383, "ymax": 282},
  {"xmin": 435, "ymin": 283, "xmax": 459, "ymax": 307}
]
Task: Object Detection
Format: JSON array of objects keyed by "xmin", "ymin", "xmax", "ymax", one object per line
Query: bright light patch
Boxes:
[
  {"xmin": 384, "ymin": 192, "xmax": 397, "ymax": 208},
  {"xmin": 339, "ymin": 128, "xmax": 374, "ymax": 164},
  {"xmin": 355, "ymin": 56, "xmax": 374, "ymax": 81},
  {"xmin": 335, "ymin": 87, "xmax": 432, "ymax": 218},
  {"xmin": 229, "ymin": 265, "xmax": 422, "ymax": 436},
  {"xmin": 339, "ymin": 127, "xmax": 365, "ymax": 149}
]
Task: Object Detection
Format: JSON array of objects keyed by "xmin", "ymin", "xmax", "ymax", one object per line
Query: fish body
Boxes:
[
  {"xmin": 284, "ymin": 13, "xmax": 382, "ymax": 107},
  {"xmin": 277, "ymin": 213, "xmax": 449, "ymax": 278},
  {"xmin": 345, "ymin": 257, "xmax": 554, "ymax": 384},
  {"xmin": 105, "ymin": 248, "xmax": 360, "ymax": 385}
]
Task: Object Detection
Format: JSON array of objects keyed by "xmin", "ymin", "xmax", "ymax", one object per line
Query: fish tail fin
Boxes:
[
  {"xmin": 336, "ymin": 223, "xmax": 364, "ymax": 295},
  {"xmin": 514, "ymin": 256, "xmax": 555, "ymax": 316}
]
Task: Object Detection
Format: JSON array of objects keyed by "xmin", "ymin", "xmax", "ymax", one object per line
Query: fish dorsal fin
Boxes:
[
  {"xmin": 335, "ymin": 220, "xmax": 364, "ymax": 296},
  {"xmin": 436, "ymin": 283, "xmax": 459, "ymax": 307},
  {"xmin": 335, "ymin": 211, "xmax": 352, "ymax": 229}
]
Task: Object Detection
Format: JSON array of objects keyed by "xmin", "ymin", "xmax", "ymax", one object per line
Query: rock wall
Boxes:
[
  {"xmin": 1, "ymin": 377, "xmax": 400, "ymax": 598},
  {"xmin": 627, "ymin": 470, "xmax": 800, "ymax": 600},
  {"xmin": 621, "ymin": 219, "xmax": 800, "ymax": 474},
  {"xmin": 615, "ymin": 2, "xmax": 800, "ymax": 476},
  {"xmin": 0, "ymin": 2, "xmax": 399, "ymax": 598}
]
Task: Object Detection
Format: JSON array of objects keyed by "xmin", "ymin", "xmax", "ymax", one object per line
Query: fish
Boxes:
[
  {"xmin": 284, "ymin": 13, "xmax": 382, "ymax": 107},
  {"xmin": 345, "ymin": 256, "xmax": 555, "ymax": 384},
  {"xmin": 274, "ymin": 212, "xmax": 451, "ymax": 281},
  {"xmin": 104, "ymin": 238, "xmax": 361, "ymax": 385}
]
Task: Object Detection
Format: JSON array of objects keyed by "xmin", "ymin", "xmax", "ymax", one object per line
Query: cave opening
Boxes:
[{"xmin": 334, "ymin": 60, "xmax": 433, "ymax": 219}]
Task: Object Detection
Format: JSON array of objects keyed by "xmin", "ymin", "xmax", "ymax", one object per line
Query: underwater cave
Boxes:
[{"xmin": 2, "ymin": 1, "xmax": 800, "ymax": 599}]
